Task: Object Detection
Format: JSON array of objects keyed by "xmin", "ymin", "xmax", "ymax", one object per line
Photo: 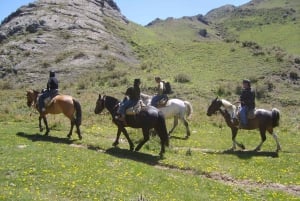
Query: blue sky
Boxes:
[{"xmin": 0, "ymin": 0, "xmax": 250, "ymax": 25}]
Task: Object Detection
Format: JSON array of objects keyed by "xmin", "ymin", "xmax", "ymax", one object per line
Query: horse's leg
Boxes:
[
  {"xmin": 122, "ymin": 127, "xmax": 134, "ymax": 151},
  {"xmin": 156, "ymin": 129, "xmax": 166, "ymax": 158},
  {"xmin": 113, "ymin": 126, "xmax": 134, "ymax": 151},
  {"xmin": 67, "ymin": 120, "xmax": 74, "ymax": 139},
  {"xmin": 135, "ymin": 128, "xmax": 150, "ymax": 152},
  {"xmin": 168, "ymin": 116, "xmax": 178, "ymax": 136},
  {"xmin": 268, "ymin": 128, "xmax": 281, "ymax": 152},
  {"xmin": 230, "ymin": 128, "xmax": 245, "ymax": 150},
  {"xmin": 75, "ymin": 121, "xmax": 82, "ymax": 140},
  {"xmin": 254, "ymin": 127, "xmax": 267, "ymax": 151},
  {"xmin": 42, "ymin": 116, "xmax": 50, "ymax": 136},
  {"xmin": 39, "ymin": 116, "xmax": 43, "ymax": 132},
  {"xmin": 272, "ymin": 132, "xmax": 281, "ymax": 152},
  {"xmin": 182, "ymin": 117, "xmax": 190, "ymax": 138}
]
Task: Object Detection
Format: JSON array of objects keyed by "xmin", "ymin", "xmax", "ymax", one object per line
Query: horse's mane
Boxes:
[
  {"xmin": 220, "ymin": 99, "xmax": 233, "ymax": 108},
  {"xmin": 220, "ymin": 99, "xmax": 236, "ymax": 116}
]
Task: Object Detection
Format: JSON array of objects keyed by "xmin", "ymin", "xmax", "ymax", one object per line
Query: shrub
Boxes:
[
  {"xmin": 217, "ymin": 85, "xmax": 231, "ymax": 96},
  {"xmin": 289, "ymin": 71, "xmax": 298, "ymax": 80},
  {"xmin": 198, "ymin": 29, "xmax": 207, "ymax": 37},
  {"xmin": 174, "ymin": 73, "xmax": 190, "ymax": 83},
  {"xmin": 104, "ymin": 58, "xmax": 116, "ymax": 71},
  {"xmin": 256, "ymin": 84, "xmax": 268, "ymax": 100},
  {"xmin": 73, "ymin": 52, "xmax": 86, "ymax": 59},
  {"xmin": 294, "ymin": 57, "xmax": 300, "ymax": 64}
]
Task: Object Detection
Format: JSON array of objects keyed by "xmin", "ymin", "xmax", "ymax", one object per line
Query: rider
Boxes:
[
  {"xmin": 117, "ymin": 78, "xmax": 141, "ymax": 122},
  {"xmin": 239, "ymin": 79, "xmax": 255, "ymax": 128},
  {"xmin": 38, "ymin": 70, "xmax": 59, "ymax": 113},
  {"xmin": 151, "ymin": 76, "xmax": 168, "ymax": 107}
]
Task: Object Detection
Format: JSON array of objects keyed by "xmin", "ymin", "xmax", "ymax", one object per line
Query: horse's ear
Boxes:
[{"xmin": 99, "ymin": 94, "xmax": 101, "ymax": 98}]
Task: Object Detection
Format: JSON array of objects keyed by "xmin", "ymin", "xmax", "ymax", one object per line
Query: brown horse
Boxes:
[
  {"xmin": 207, "ymin": 97, "xmax": 281, "ymax": 152},
  {"xmin": 26, "ymin": 89, "xmax": 82, "ymax": 139}
]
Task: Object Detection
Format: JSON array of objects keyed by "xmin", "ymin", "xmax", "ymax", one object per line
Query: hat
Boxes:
[
  {"xmin": 243, "ymin": 79, "xmax": 250, "ymax": 84},
  {"xmin": 134, "ymin": 78, "xmax": 141, "ymax": 85},
  {"xmin": 243, "ymin": 79, "xmax": 251, "ymax": 87},
  {"xmin": 49, "ymin": 70, "xmax": 55, "ymax": 77}
]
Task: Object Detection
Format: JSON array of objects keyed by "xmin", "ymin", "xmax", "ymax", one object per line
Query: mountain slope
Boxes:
[{"xmin": 0, "ymin": 0, "xmax": 138, "ymax": 85}]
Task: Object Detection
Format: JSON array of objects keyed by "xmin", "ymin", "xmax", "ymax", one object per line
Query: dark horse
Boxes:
[
  {"xmin": 94, "ymin": 94, "xmax": 169, "ymax": 157},
  {"xmin": 207, "ymin": 97, "xmax": 281, "ymax": 152},
  {"xmin": 26, "ymin": 89, "xmax": 82, "ymax": 139}
]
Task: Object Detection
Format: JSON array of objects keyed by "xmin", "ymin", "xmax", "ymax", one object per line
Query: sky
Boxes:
[{"xmin": 0, "ymin": 0, "xmax": 250, "ymax": 25}]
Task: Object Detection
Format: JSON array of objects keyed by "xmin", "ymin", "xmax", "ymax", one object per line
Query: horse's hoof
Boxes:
[
  {"xmin": 254, "ymin": 148, "xmax": 260, "ymax": 152},
  {"xmin": 40, "ymin": 128, "xmax": 43, "ymax": 132},
  {"xmin": 112, "ymin": 142, "xmax": 119, "ymax": 147}
]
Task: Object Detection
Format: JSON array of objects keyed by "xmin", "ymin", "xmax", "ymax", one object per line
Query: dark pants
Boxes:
[
  {"xmin": 151, "ymin": 94, "xmax": 167, "ymax": 107},
  {"xmin": 38, "ymin": 89, "xmax": 58, "ymax": 111}
]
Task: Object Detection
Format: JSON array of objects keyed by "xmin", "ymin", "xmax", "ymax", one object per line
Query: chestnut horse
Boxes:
[
  {"xmin": 94, "ymin": 94, "xmax": 169, "ymax": 157},
  {"xmin": 26, "ymin": 89, "xmax": 82, "ymax": 139},
  {"xmin": 207, "ymin": 97, "xmax": 281, "ymax": 152}
]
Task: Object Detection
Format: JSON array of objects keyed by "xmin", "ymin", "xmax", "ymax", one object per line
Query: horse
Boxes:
[
  {"xmin": 206, "ymin": 97, "xmax": 281, "ymax": 152},
  {"xmin": 94, "ymin": 94, "xmax": 169, "ymax": 157},
  {"xmin": 26, "ymin": 89, "xmax": 82, "ymax": 139},
  {"xmin": 140, "ymin": 93, "xmax": 193, "ymax": 138}
]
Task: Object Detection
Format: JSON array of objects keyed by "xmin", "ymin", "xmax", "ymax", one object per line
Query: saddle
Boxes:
[
  {"xmin": 157, "ymin": 97, "xmax": 168, "ymax": 108},
  {"xmin": 125, "ymin": 100, "xmax": 145, "ymax": 115},
  {"xmin": 234, "ymin": 106, "xmax": 256, "ymax": 121},
  {"xmin": 41, "ymin": 90, "xmax": 59, "ymax": 108}
]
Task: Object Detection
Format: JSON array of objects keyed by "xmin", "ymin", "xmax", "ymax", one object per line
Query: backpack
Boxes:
[{"xmin": 163, "ymin": 81, "xmax": 172, "ymax": 94}]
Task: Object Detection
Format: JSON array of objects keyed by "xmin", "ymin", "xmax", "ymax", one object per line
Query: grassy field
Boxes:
[
  {"xmin": 0, "ymin": 89, "xmax": 299, "ymax": 200},
  {"xmin": 1, "ymin": 0, "xmax": 300, "ymax": 200}
]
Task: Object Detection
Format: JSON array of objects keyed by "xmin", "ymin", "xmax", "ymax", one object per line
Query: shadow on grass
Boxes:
[
  {"xmin": 105, "ymin": 147, "xmax": 160, "ymax": 166},
  {"xmin": 170, "ymin": 135, "xmax": 188, "ymax": 140},
  {"xmin": 203, "ymin": 149, "xmax": 279, "ymax": 159},
  {"xmin": 16, "ymin": 132, "xmax": 77, "ymax": 144}
]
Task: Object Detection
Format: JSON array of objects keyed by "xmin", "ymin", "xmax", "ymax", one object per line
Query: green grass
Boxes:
[
  {"xmin": 1, "ymin": 0, "xmax": 300, "ymax": 199},
  {"xmin": 0, "ymin": 89, "xmax": 299, "ymax": 200}
]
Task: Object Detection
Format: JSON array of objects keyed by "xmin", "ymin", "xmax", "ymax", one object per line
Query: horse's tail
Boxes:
[
  {"xmin": 184, "ymin": 101, "xmax": 193, "ymax": 120},
  {"xmin": 73, "ymin": 99, "xmax": 82, "ymax": 126},
  {"xmin": 272, "ymin": 108, "xmax": 280, "ymax": 127},
  {"xmin": 156, "ymin": 111, "xmax": 169, "ymax": 147}
]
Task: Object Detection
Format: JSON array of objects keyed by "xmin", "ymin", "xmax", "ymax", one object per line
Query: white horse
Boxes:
[{"xmin": 140, "ymin": 93, "xmax": 193, "ymax": 138}]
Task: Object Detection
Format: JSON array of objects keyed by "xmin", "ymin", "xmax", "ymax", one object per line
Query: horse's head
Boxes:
[
  {"xmin": 26, "ymin": 90, "xmax": 39, "ymax": 107},
  {"xmin": 207, "ymin": 97, "xmax": 222, "ymax": 116},
  {"xmin": 94, "ymin": 94, "xmax": 106, "ymax": 114}
]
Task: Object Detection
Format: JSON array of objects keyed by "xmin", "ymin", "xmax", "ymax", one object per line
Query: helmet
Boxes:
[
  {"xmin": 134, "ymin": 78, "xmax": 141, "ymax": 85},
  {"xmin": 49, "ymin": 70, "xmax": 55, "ymax": 77}
]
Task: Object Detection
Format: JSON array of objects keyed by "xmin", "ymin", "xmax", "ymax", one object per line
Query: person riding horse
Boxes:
[
  {"xmin": 151, "ymin": 76, "xmax": 168, "ymax": 107},
  {"xmin": 38, "ymin": 70, "xmax": 59, "ymax": 113},
  {"xmin": 239, "ymin": 79, "xmax": 255, "ymax": 128},
  {"xmin": 117, "ymin": 78, "xmax": 141, "ymax": 123}
]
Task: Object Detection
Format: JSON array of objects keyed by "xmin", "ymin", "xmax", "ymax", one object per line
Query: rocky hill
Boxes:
[{"xmin": 0, "ymin": 0, "xmax": 138, "ymax": 86}]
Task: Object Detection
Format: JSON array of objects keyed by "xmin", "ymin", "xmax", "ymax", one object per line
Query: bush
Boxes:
[
  {"xmin": 289, "ymin": 71, "xmax": 298, "ymax": 80},
  {"xmin": 256, "ymin": 84, "xmax": 267, "ymax": 100},
  {"xmin": 198, "ymin": 29, "xmax": 207, "ymax": 37},
  {"xmin": 174, "ymin": 73, "xmax": 190, "ymax": 83}
]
